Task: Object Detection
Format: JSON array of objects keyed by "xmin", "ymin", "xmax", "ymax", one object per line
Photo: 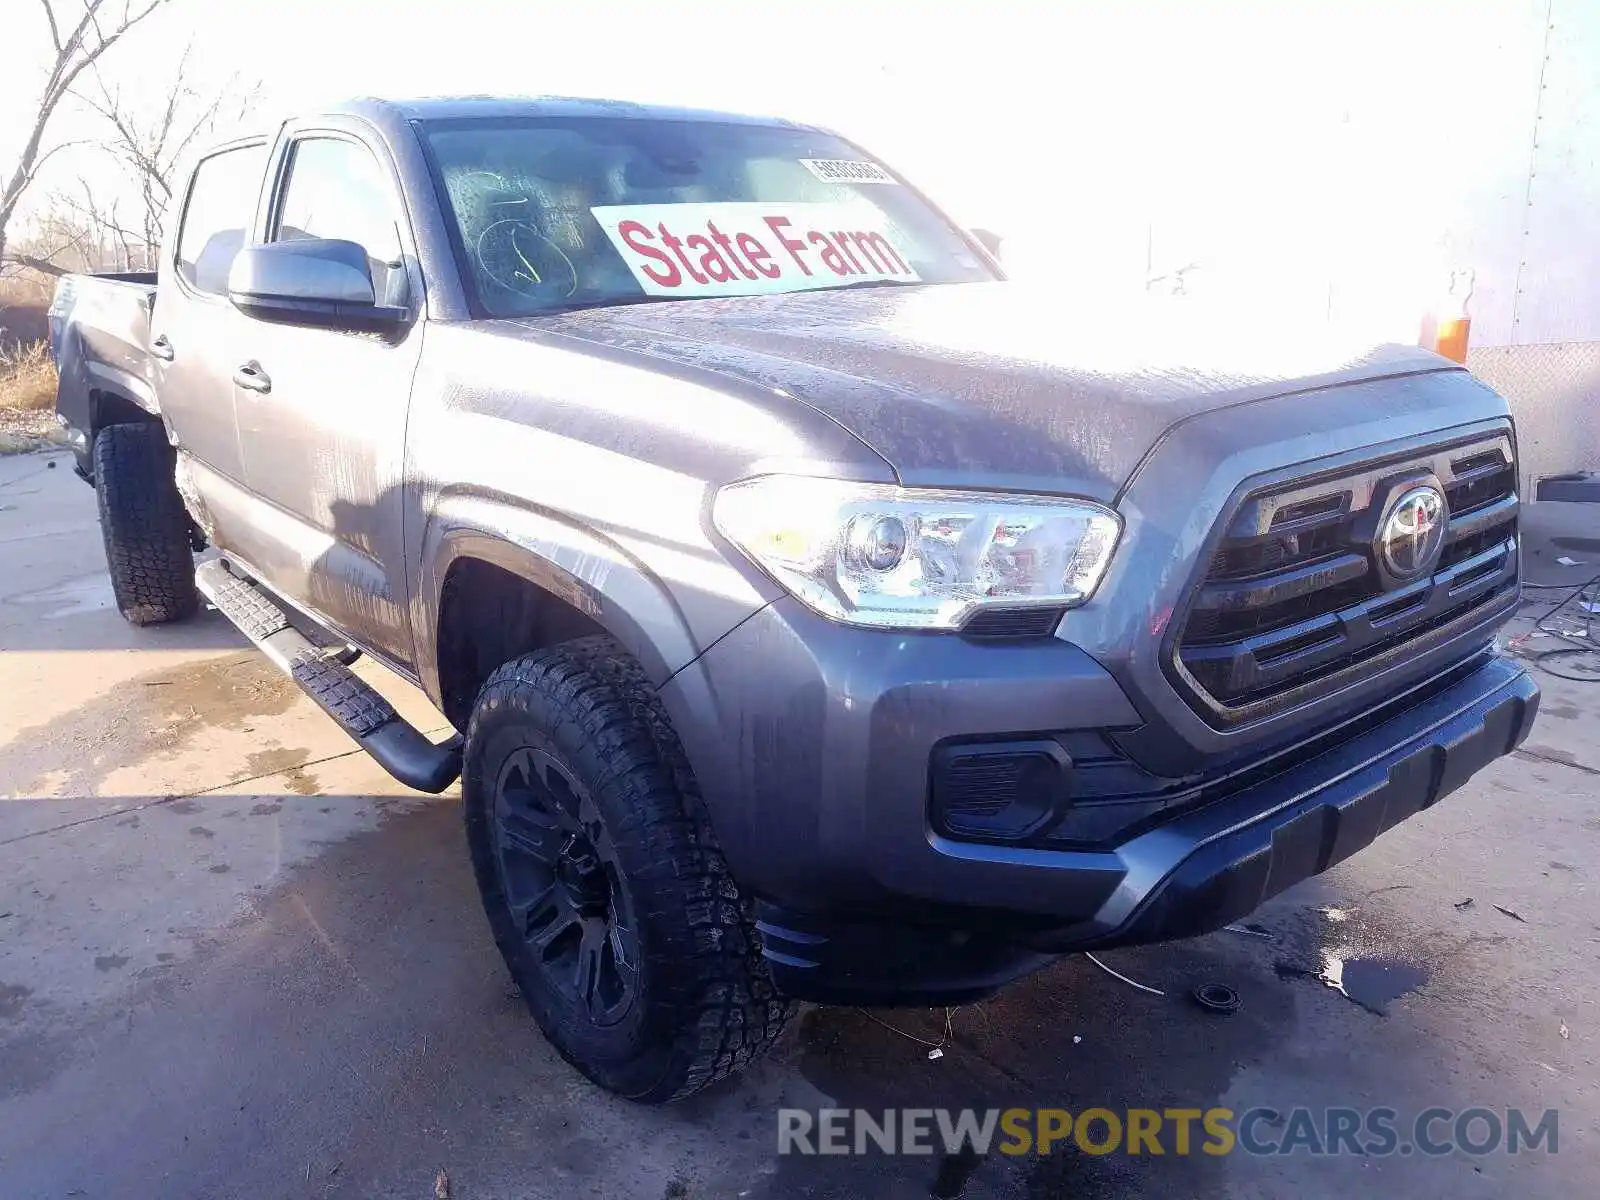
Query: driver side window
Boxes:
[{"xmin": 273, "ymin": 137, "xmax": 405, "ymax": 301}]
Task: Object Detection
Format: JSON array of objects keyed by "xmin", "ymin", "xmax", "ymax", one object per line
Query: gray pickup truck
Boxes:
[{"xmin": 51, "ymin": 95, "xmax": 1538, "ymax": 1102}]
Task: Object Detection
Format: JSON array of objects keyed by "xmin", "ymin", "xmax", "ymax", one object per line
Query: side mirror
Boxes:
[
  {"xmin": 227, "ymin": 238, "xmax": 407, "ymax": 331},
  {"xmin": 969, "ymin": 227, "xmax": 1003, "ymax": 261}
]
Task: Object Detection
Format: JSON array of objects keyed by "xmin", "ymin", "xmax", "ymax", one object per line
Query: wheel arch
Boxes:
[
  {"xmin": 92, "ymin": 386, "xmax": 161, "ymax": 432},
  {"xmin": 58, "ymin": 367, "xmax": 163, "ymax": 478},
  {"xmin": 419, "ymin": 493, "xmax": 708, "ymax": 727}
]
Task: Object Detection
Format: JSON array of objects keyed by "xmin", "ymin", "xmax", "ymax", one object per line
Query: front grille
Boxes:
[{"xmin": 1171, "ymin": 432, "xmax": 1519, "ymax": 721}]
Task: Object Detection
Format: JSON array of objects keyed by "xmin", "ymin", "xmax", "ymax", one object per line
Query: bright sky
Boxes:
[{"xmin": 2, "ymin": 0, "xmax": 1583, "ymax": 343}]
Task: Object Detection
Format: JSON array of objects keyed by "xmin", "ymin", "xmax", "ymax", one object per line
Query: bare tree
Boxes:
[
  {"xmin": 50, "ymin": 180, "xmax": 147, "ymax": 271},
  {"xmin": 8, "ymin": 213, "xmax": 94, "ymax": 277},
  {"xmin": 81, "ymin": 46, "xmax": 258, "ymax": 258},
  {"xmin": 0, "ymin": 0, "xmax": 169, "ymax": 272}
]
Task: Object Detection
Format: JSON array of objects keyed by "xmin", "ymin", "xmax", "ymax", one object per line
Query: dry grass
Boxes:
[
  {"xmin": 0, "ymin": 272, "xmax": 54, "ymax": 312},
  {"xmin": 0, "ymin": 340, "xmax": 56, "ymax": 412},
  {"xmin": 1, "ymin": 274, "xmax": 61, "ymax": 450}
]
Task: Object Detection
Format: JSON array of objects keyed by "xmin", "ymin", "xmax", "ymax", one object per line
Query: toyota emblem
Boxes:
[{"xmin": 1378, "ymin": 485, "xmax": 1447, "ymax": 580}]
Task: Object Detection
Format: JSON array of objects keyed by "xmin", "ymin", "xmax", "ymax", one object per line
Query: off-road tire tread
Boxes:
[
  {"xmin": 466, "ymin": 635, "xmax": 793, "ymax": 1102},
  {"xmin": 92, "ymin": 423, "xmax": 197, "ymax": 625}
]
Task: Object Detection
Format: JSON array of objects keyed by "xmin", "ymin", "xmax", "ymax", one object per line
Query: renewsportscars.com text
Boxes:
[{"xmin": 777, "ymin": 1106, "xmax": 1559, "ymax": 1158}]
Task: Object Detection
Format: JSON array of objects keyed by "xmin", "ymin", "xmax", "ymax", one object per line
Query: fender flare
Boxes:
[
  {"xmin": 85, "ymin": 358, "xmax": 160, "ymax": 419},
  {"xmin": 415, "ymin": 490, "xmax": 705, "ymax": 702}
]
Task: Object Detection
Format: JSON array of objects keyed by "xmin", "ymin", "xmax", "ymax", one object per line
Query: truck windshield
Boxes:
[{"xmin": 419, "ymin": 116, "xmax": 995, "ymax": 317}]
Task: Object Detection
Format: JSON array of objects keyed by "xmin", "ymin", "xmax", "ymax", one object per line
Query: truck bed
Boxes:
[{"xmin": 49, "ymin": 271, "xmax": 161, "ymax": 474}]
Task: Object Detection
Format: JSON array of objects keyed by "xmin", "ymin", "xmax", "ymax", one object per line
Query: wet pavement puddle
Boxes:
[{"xmin": 1316, "ymin": 952, "xmax": 1429, "ymax": 1015}]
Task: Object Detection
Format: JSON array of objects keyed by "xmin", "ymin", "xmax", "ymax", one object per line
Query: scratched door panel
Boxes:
[{"xmin": 229, "ymin": 316, "xmax": 422, "ymax": 668}]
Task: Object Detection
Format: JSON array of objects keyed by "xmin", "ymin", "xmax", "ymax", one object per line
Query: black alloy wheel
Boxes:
[{"xmin": 491, "ymin": 745, "xmax": 639, "ymax": 1026}]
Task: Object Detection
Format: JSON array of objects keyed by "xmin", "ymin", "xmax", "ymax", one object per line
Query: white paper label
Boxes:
[
  {"xmin": 799, "ymin": 158, "xmax": 897, "ymax": 185},
  {"xmin": 590, "ymin": 201, "xmax": 921, "ymax": 298}
]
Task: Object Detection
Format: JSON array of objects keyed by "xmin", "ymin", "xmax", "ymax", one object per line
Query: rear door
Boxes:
[
  {"xmin": 150, "ymin": 139, "xmax": 269, "ymax": 486},
  {"xmin": 228, "ymin": 121, "xmax": 425, "ymax": 669}
]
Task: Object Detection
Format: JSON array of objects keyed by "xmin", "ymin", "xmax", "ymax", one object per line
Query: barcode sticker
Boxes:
[{"xmin": 799, "ymin": 159, "xmax": 897, "ymax": 185}]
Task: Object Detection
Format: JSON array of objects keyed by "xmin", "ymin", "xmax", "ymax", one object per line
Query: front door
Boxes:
[{"xmin": 228, "ymin": 129, "xmax": 425, "ymax": 669}]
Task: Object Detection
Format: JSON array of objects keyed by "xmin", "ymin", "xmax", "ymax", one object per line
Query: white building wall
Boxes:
[{"xmin": 1440, "ymin": 0, "xmax": 1598, "ymax": 348}]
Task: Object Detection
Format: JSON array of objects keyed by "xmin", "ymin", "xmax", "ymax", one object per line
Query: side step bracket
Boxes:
[{"xmin": 196, "ymin": 560, "xmax": 461, "ymax": 793}]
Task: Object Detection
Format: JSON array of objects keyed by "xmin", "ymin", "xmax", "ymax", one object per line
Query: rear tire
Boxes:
[
  {"xmin": 92, "ymin": 422, "xmax": 198, "ymax": 626},
  {"xmin": 463, "ymin": 636, "xmax": 793, "ymax": 1102}
]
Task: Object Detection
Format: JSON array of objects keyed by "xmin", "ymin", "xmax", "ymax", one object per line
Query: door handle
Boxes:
[
  {"xmin": 233, "ymin": 361, "xmax": 272, "ymax": 394},
  {"xmin": 150, "ymin": 333, "xmax": 175, "ymax": 362}
]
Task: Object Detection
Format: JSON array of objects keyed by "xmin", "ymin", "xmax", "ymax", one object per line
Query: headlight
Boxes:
[{"xmin": 713, "ymin": 476, "xmax": 1121, "ymax": 630}]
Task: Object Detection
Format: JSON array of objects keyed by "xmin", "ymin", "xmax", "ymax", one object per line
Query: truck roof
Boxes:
[{"xmin": 331, "ymin": 94, "xmax": 815, "ymax": 129}]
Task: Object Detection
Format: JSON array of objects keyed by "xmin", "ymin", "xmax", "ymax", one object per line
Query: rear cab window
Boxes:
[{"xmin": 175, "ymin": 143, "xmax": 269, "ymax": 296}]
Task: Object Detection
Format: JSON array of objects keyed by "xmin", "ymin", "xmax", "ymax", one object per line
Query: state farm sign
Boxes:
[{"xmin": 591, "ymin": 201, "xmax": 921, "ymax": 298}]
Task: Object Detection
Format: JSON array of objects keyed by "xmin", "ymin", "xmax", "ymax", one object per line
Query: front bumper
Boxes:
[
  {"xmin": 1029, "ymin": 650, "xmax": 1538, "ymax": 951},
  {"xmin": 661, "ymin": 599, "xmax": 1537, "ymax": 1004}
]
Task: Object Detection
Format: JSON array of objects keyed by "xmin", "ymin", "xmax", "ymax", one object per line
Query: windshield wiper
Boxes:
[
  {"xmin": 544, "ymin": 295, "xmax": 676, "ymax": 315},
  {"xmin": 540, "ymin": 278, "xmax": 924, "ymax": 316},
  {"xmin": 827, "ymin": 278, "xmax": 925, "ymax": 292}
]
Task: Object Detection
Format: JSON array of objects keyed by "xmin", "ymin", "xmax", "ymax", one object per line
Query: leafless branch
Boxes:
[
  {"xmin": 0, "ymin": 252, "xmax": 72, "ymax": 279},
  {"xmin": 38, "ymin": 227, "xmax": 91, "ymax": 263},
  {"xmin": 40, "ymin": 0, "xmax": 65, "ymax": 54},
  {"xmin": 57, "ymin": 184, "xmax": 136, "ymax": 240},
  {"xmin": 21, "ymin": 139, "xmax": 90, "ymax": 190},
  {"xmin": 79, "ymin": 42, "xmax": 255, "ymax": 253},
  {"xmin": 0, "ymin": 0, "xmax": 172, "ymax": 267},
  {"xmin": 42, "ymin": 179, "xmax": 153, "ymax": 271}
]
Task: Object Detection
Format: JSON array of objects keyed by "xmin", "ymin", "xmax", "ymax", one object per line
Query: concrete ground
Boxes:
[{"xmin": 0, "ymin": 446, "xmax": 1595, "ymax": 1199}]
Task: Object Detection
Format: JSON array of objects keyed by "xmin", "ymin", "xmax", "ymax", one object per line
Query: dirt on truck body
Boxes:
[{"xmin": 52, "ymin": 94, "xmax": 1536, "ymax": 1101}]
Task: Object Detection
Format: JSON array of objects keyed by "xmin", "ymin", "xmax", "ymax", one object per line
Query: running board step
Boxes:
[{"xmin": 195, "ymin": 560, "xmax": 461, "ymax": 793}]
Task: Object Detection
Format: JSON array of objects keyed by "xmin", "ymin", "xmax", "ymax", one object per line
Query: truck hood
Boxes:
[{"xmin": 514, "ymin": 282, "xmax": 1457, "ymax": 501}]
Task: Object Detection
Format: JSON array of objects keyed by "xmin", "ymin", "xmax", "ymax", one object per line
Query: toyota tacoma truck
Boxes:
[{"xmin": 51, "ymin": 96, "xmax": 1538, "ymax": 1102}]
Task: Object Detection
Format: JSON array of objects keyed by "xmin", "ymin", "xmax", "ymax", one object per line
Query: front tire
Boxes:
[
  {"xmin": 92, "ymin": 422, "xmax": 197, "ymax": 626},
  {"xmin": 463, "ymin": 636, "xmax": 792, "ymax": 1102}
]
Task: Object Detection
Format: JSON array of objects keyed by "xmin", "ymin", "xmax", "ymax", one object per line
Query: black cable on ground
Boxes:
[
  {"xmin": 1535, "ymin": 648, "xmax": 1600, "ymax": 683},
  {"xmin": 1514, "ymin": 571, "xmax": 1600, "ymax": 683}
]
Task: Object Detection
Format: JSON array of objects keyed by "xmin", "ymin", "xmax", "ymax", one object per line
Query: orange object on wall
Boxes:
[
  {"xmin": 1433, "ymin": 268, "xmax": 1475, "ymax": 363},
  {"xmin": 1435, "ymin": 315, "xmax": 1471, "ymax": 363}
]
